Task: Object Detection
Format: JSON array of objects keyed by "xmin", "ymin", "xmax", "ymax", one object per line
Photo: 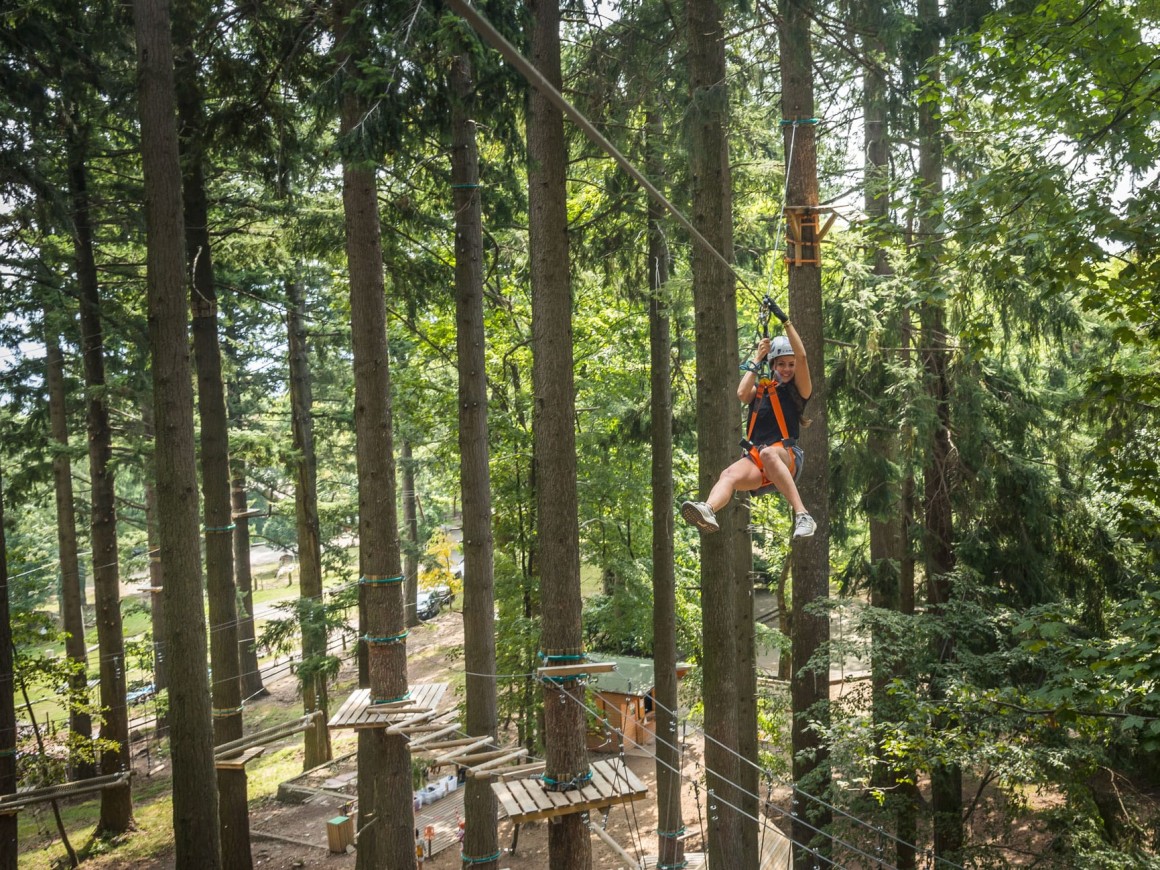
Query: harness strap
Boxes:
[{"xmin": 744, "ymin": 379, "xmax": 796, "ymax": 484}]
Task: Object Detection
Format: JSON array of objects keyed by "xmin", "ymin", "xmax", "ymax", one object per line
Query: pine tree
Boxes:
[
  {"xmin": 0, "ymin": 464, "xmax": 17, "ymax": 869},
  {"xmin": 777, "ymin": 0, "xmax": 833, "ymax": 863},
  {"xmin": 685, "ymin": 0, "xmax": 754, "ymax": 864},
  {"xmin": 69, "ymin": 121, "xmax": 133, "ymax": 837},
  {"xmin": 287, "ymin": 276, "xmax": 332, "ymax": 769},
  {"xmin": 526, "ymin": 1, "xmax": 591, "ymax": 867},
  {"xmin": 133, "ymin": 0, "xmax": 221, "ymax": 862},
  {"xmin": 332, "ymin": 2, "xmax": 414, "ymax": 866},
  {"xmin": 44, "ymin": 314, "xmax": 96, "ymax": 781},
  {"xmin": 450, "ymin": 44, "xmax": 501, "ymax": 870}
]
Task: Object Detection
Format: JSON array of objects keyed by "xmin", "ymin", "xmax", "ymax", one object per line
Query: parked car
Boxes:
[
  {"xmin": 430, "ymin": 585, "xmax": 453, "ymax": 609},
  {"xmin": 416, "ymin": 590, "xmax": 441, "ymax": 621}
]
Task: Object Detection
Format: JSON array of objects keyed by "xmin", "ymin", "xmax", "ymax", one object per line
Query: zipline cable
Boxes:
[
  {"xmin": 569, "ymin": 684, "xmax": 890, "ymax": 869},
  {"xmin": 442, "ymin": 0, "xmax": 767, "ymax": 308},
  {"xmin": 642, "ymin": 678, "xmax": 963, "ymax": 869}
]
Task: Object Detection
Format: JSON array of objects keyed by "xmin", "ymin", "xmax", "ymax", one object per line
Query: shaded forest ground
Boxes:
[
  {"xmin": 16, "ymin": 589, "xmax": 1149, "ymax": 868},
  {"xmin": 14, "ymin": 607, "xmax": 707, "ymax": 870}
]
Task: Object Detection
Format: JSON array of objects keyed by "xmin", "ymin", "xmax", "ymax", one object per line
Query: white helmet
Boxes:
[{"xmin": 767, "ymin": 335, "xmax": 793, "ymax": 361}]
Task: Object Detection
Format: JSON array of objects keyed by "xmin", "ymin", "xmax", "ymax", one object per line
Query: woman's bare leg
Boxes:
[
  {"xmin": 758, "ymin": 445, "xmax": 807, "ymax": 514},
  {"xmin": 706, "ymin": 457, "xmax": 764, "ymax": 513}
]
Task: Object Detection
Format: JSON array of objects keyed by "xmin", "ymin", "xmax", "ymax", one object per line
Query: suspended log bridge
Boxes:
[{"xmin": 0, "ymin": 772, "xmax": 131, "ymax": 815}]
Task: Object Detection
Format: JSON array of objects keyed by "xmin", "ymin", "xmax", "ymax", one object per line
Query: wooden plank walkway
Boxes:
[
  {"xmin": 491, "ymin": 758, "xmax": 647, "ymax": 825},
  {"xmin": 640, "ymin": 821, "xmax": 789, "ymax": 870},
  {"xmin": 643, "ymin": 853, "xmax": 707, "ymax": 869},
  {"xmin": 327, "ymin": 683, "xmax": 447, "ymax": 730},
  {"xmin": 415, "ymin": 781, "xmax": 511, "ymax": 858},
  {"xmin": 759, "ymin": 824, "xmax": 791, "ymax": 870}
]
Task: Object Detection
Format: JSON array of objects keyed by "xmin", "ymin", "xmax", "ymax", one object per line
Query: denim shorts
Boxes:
[{"xmin": 747, "ymin": 441, "xmax": 805, "ymax": 483}]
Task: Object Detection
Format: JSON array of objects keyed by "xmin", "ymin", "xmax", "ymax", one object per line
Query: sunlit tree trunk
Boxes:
[
  {"xmin": 133, "ymin": 0, "xmax": 221, "ymax": 862},
  {"xmin": 401, "ymin": 440, "xmax": 420, "ymax": 629},
  {"xmin": 646, "ymin": 106, "xmax": 683, "ymax": 870},
  {"xmin": 140, "ymin": 397, "xmax": 170, "ymax": 740},
  {"xmin": 287, "ymin": 275, "xmax": 332, "ymax": 769},
  {"xmin": 333, "ymin": 3, "xmax": 413, "ymax": 867},
  {"xmin": 69, "ymin": 126, "xmax": 133, "ymax": 837},
  {"xmin": 685, "ymin": 0, "xmax": 753, "ymax": 865},
  {"xmin": 450, "ymin": 48, "xmax": 500, "ymax": 870},
  {"xmin": 230, "ymin": 460, "xmax": 265, "ymax": 701},
  {"xmin": 174, "ymin": 10, "xmax": 248, "ymax": 861},
  {"xmin": 527, "ymin": 1, "xmax": 590, "ymax": 867},
  {"xmin": 778, "ymin": 0, "xmax": 833, "ymax": 863},
  {"xmin": 0, "ymin": 466, "xmax": 18, "ymax": 869},
  {"xmin": 45, "ymin": 318, "xmax": 96, "ymax": 781},
  {"xmin": 916, "ymin": 0, "xmax": 962, "ymax": 855}
]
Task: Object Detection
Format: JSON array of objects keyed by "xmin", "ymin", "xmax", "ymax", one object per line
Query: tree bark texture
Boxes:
[
  {"xmin": 44, "ymin": 319, "xmax": 96, "ymax": 781},
  {"xmin": 224, "ymin": 326, "xmax": 266, "ymax": 703},
  {"xmin": 526, "ymin": 1, "xmax": 590, "ymax": 866},
  {"xmin": 451, "ymin": 49, "xmax": 501, "ymax": 870},
  {"xmin": 860, "ymin": 9, "xmax": 918, "ymax": 863},
  {"xmin": 916, "ymin": 0, "xmax": 962, "ymax": 854},
  {"xmin": 333, "ymin": 3, "xmax": 412, "ymax": 867},
  {"xmin": 173, "ymin": 16, "xmax": 248, "ymax": 862},
  {"xmin": 288, "ymin": 276, "xmax": 333, "ymax": 769},
  {"xmin": 133, "ymin": 0, "xmax": 222, "ymax": 863},
  {"xmin": 685, "ymin": 0, "xmax": 753, "ymax": 865},
  {"xmin": 69, "ymin": 128, "xmax": 133, "ymax": 836},
  {"xmin": 646, "ymin": 107, "xmax": 683, "ymax": 870},
  {"xmin": 402, "ymin": 440, "xmax": 420, "ymax": 629},
  {"xmin": 141, "ymin": 398, "xmax": 170, "ymax": 738},
  {"xmin": 0, "ymin": 467, "xmax": 18, "ymax": 870},
  {"xmin": 778, "ymin": 0, "xmax": 833, "ymax": 863},
  {"xmin": 230, "ymin": 463, "xmax": 265, "ymax": 700}
]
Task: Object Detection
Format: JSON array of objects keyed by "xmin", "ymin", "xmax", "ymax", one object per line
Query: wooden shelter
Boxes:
[{"xmin": 587, "ymin": 656, "xmax": 692, "ymax": 753}]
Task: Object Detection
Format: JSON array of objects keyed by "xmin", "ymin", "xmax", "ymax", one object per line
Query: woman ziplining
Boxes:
[{"xmin": 681, "ymin": 297, "xmax": 817, "ymax": 539}]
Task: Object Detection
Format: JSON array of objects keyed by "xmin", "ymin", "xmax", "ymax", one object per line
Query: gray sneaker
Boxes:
[
  {"xmin": 793, "ymin": 512, "xmax": 816, "ymax": 539},
  {"xmin": 681, "ymin": 501, "xmax": 720, "ymax": 533}
]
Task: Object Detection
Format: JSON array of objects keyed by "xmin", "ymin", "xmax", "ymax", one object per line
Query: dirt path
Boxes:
[{"xmin": 232, "ymin": 609, "xmax": 723, "ymax": 870}]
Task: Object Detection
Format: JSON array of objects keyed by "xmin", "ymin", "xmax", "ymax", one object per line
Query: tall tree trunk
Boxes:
[
  {"xmin": 133, "ymin": 0, "xmax": 221, "ymax": 863},
  {"xmin": 778, "ymin": 0, "xmax": 833, "ymax": 864},
  {"xmin": 646, "ymin": 107, "xmax": 683, "ymax": 870},
  {"xmin": 450, "ymin": 49, "xmax": 500, "ymax": 870},
  {"xmin": 915, "ymin": 0, "xmax": 962, "ymax": 859},
  {"xmin": 333, "ymin": 4, "xmax": 413, "ymax": 868},
  {"xmin": 69, "ymin": 127, "xmax": 133, "ymax": 837},
  {"xmin": 230, "ymin": 461, "xmax": 265, "ymax": 700},
  {"xmin": 685, "ymin": 0, "xmax": 752, "ymax": 865},
  {"xmin": 526, "ymin": 2, "xmax": 590, "ymax": 867},
  {"xmin": 860, "ymin": 10, "xmax": 918, "ymax": 864},
  {"xmin": 287, "ymin": 276, "xmax": 332, "ymax": 769},
  {"xmin": 223, "ymin": 320, "xmax": 265, "ymax": 703},
  {"xmin": 144, "ymin": 476, "xmax": 167, "ymax": 685},
  {"xmin": 0, "ymin": 466, "xmax": 18, "ymax": 870},
  {"xmin": 44, "ymin": 318, "xmax": 96, "ymax": 781},
  {"xmin": 141, "ymin": 397, "xmax": 170, "ymax": 740},
  {"xmin": 173, "ymin": 15, "xmax": 248, "ymax": 864},
  {"xmin": 401, "ymin": 440, "xmax": 420, "ymax": 629}
]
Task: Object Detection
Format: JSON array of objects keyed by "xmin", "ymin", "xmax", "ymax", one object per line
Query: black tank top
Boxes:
[{"xmin": 749, "ymin": 380, "xmax": 806, "ymax": 446}]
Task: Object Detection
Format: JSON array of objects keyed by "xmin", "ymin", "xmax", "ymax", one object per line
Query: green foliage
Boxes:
[
  {"xmin": 583, "ymin": 565, "xmax": 654, "ymax": 656},
  {"xmin": 259, "ymin": 595, "xmax": 350, "ymax": 689}
]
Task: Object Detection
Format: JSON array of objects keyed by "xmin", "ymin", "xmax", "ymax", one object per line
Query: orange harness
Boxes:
[{"xmin": 742, "ymin": 378, "xmax": 796, "ymax": 492}]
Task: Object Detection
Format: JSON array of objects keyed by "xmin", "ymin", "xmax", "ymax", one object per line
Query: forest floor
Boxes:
[
  {"xmin": 16, "ymin": 583, "xmax": 1077, "ymax": 869},
  {"xmin": 16, "ymin": 607, "xmax": 724, "ymax": 870}
]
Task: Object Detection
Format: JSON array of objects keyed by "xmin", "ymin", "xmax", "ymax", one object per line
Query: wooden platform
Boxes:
[
  {"xmin": 759, "ymin": 824, "xmax": 791, "ymax": 870},
  {"xmin": 644, "ymin": 853, "xmax": 707, "ymax": 869},
  {"xmin": 643, "ymin": 828, "xmax": 787, "ymax": 870},
  {"xmin": 491, "ymin": 758, "xmax": 647, "ymax": 825},
  {"xmin": 327, "ymin": 684, "xmax": 448, "ymax": 730},
  {"xmin": 414, "ymin": 782, "xmax": 514, "ymax": 857}
]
